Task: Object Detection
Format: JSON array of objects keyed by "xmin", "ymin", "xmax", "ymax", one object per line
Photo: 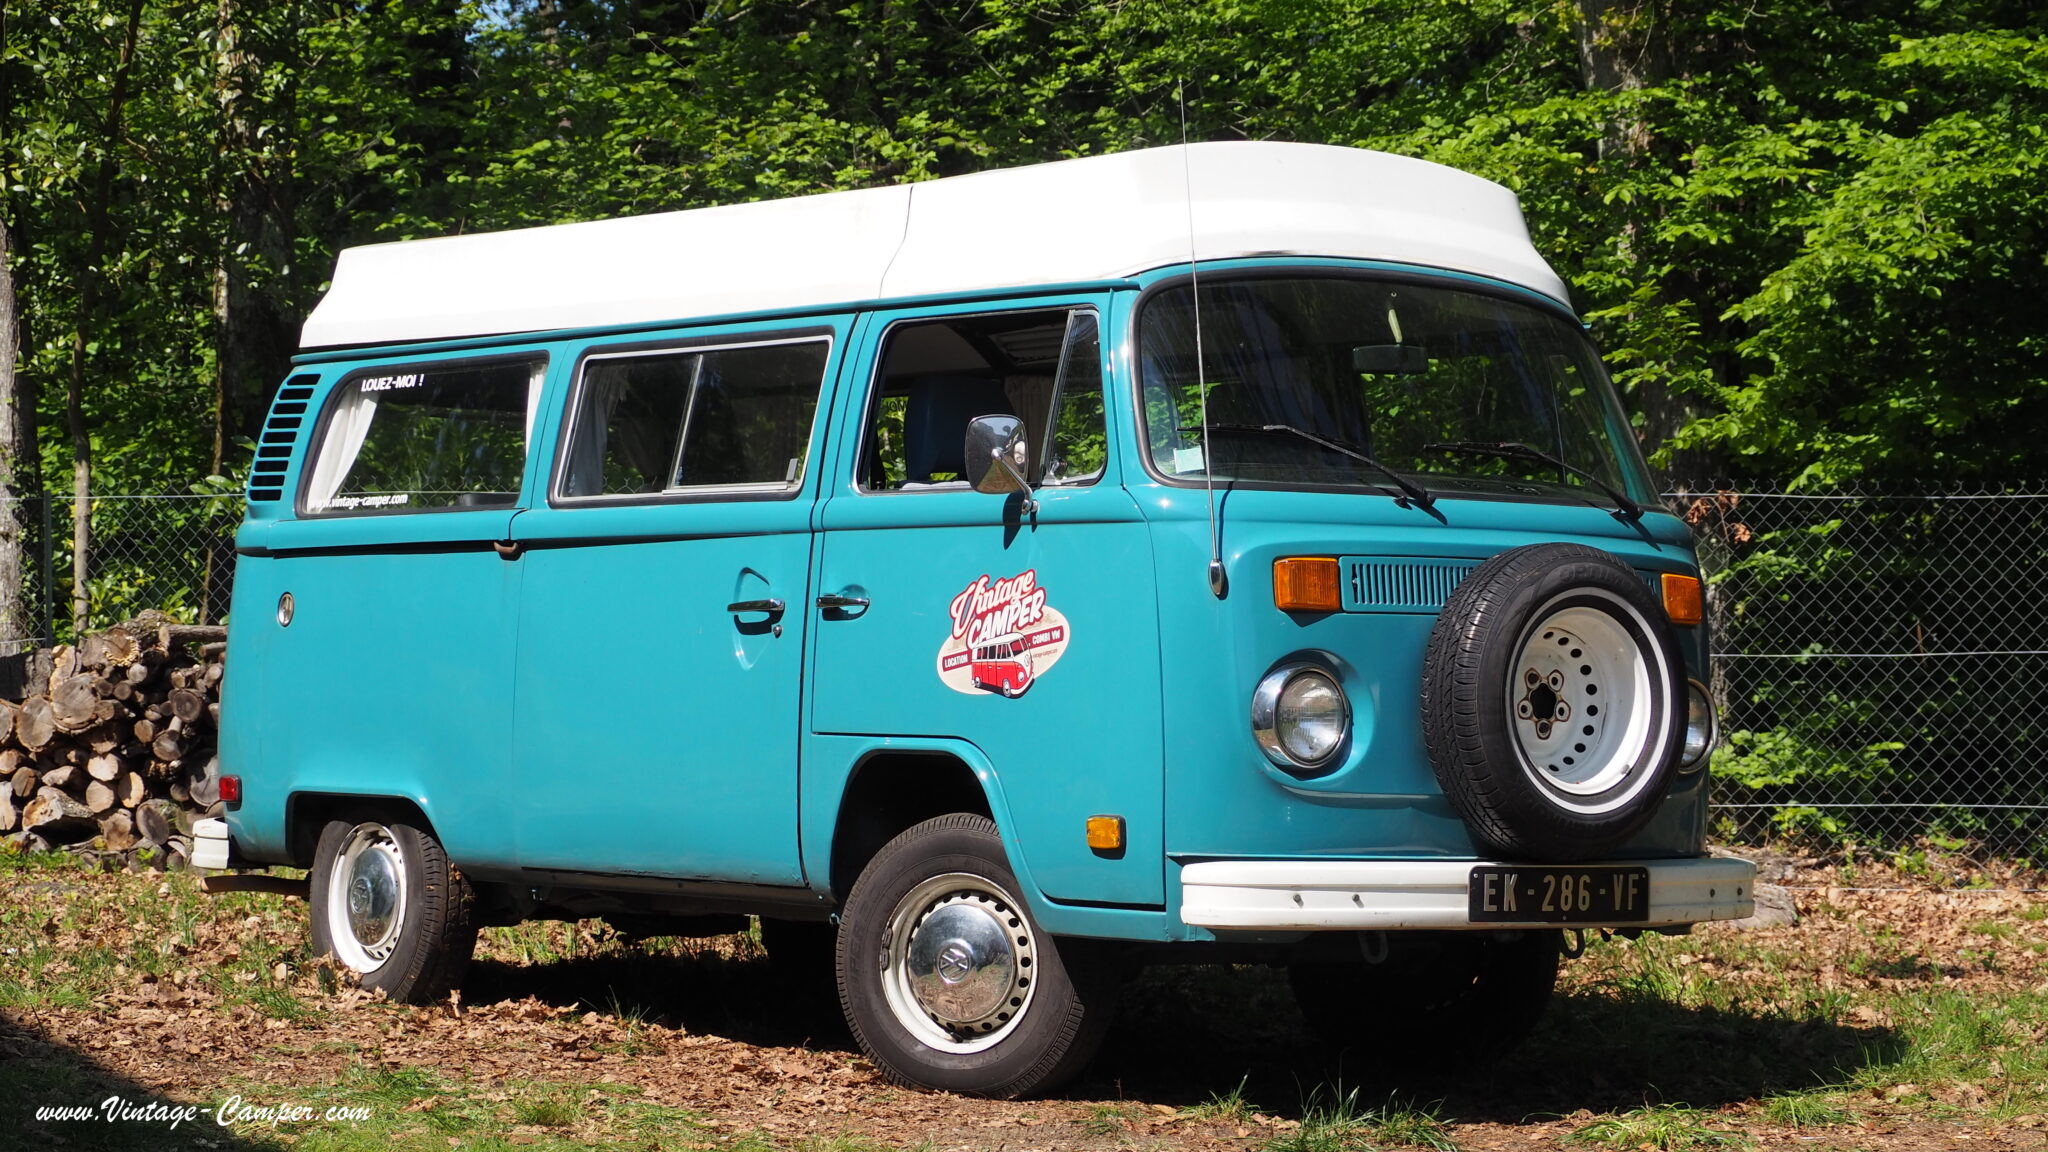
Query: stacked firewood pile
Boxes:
[{"xmin": 0, "ymin": 614, "xmax": 227, "ymax": 867}]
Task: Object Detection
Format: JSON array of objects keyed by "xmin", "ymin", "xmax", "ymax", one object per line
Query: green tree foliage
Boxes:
[{"xmin": 1, "ymin": 0, "xmax": 2044, "ymax": 502}]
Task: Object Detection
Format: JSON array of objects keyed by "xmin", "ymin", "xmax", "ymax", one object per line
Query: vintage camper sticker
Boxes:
[{"xmin": 936, "ymin": 569, "xmax": 1071, "ymax": 698}]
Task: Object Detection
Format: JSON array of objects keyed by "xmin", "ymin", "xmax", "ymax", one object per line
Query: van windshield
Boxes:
[{"xmin": 1137, "ymin": 277, "xmax": 1654, "ymax": 505}]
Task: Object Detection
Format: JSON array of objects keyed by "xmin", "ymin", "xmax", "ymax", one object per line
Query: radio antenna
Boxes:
[{"xmin": 1179, "ymin": 84, "xmax": 1226, "ymax": 599}]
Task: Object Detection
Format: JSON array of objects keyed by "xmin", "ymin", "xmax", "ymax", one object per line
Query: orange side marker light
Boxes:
[
  {"xmin": 1086, "ymin": 815, "xmax": 1126, "ymax": 852},
  {"xmin": 1662, "ymin": 573, "xmax": 1704, "ymax": 627},
  {"xmin": 1273, "ymin": 557, "xmax": 1342, "ymax": 613}
]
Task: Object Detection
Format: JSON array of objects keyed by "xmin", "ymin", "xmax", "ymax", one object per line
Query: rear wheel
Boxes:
[
  {"xmin": 1288, "ymin": 930, "xmax": 1560, "ymax": 1065},
  {"xmin": 837, "ymin": 814, "xmax": 1114, "ymax": 1097},
  {"xmin": 308, "ymin": 816, "xmax": 475, "ymax": 1003}
]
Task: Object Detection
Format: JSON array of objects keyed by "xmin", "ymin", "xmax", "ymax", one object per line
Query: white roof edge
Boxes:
[{"xmin": 300, "ymin": 142, "xmax": 1569, "ymax": 351}]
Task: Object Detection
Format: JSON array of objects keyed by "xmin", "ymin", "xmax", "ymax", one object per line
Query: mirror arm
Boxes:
[{"xmin": 989, "ymin": 446, "xmax": 1038, "ymax": 515}]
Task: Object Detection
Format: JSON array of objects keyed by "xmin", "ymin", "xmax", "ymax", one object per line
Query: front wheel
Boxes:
[
  {"xmin": 308, "ymin": 816, "xmax": 475, "ymax": 1003},
  {"xmin": 836, "ymin": 814, "xmax": 1114, "ymax": 1097}
]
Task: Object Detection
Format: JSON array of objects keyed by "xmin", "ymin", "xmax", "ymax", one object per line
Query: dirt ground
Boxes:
[{"xmin": 5, "ymin": 847, "xmax": 2047, "ymax": 1151}]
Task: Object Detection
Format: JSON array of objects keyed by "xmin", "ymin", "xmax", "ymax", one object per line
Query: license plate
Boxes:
[{"xmin": 1468, "ymin": 865, "xmax": 1650, "ymax": 923}]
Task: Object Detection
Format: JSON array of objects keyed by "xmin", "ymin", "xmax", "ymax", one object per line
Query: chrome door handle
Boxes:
[
  {"xmin": 815, "ymin": 593, "xmax": 870, "ymax": 610},
  {"xmin": 726, "ymin": 598, "xmax": 785, "ymax": 615}
]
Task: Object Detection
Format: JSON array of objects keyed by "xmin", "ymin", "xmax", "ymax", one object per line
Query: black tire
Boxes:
[
  {"xmin": 308, "ymin": 816, "xmax": 475, "ymax": 1003},
  {"xmin": 1288, "ymin": 930, "xmax": 1560, "ymax": 1064},
  {"xmin": 1423, "ymin": 543, "xmax": 1686, "ymax": 861},
  {"xmin": 836, "ymin": 813, "xmax": 1114, "ymax": 1097}
]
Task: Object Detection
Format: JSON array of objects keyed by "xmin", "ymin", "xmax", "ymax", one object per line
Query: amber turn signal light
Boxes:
[
  {"xmin": 1662, "ymin": 573, "xmax": 1704, "ymax": 627},
  {"xmin": 1085, "ymin": 815, "xmax": 1125, "ymax": 852},
  {"xmin": 1273, "ymin": 557, "xmax": 1342, "ymax": 613}
]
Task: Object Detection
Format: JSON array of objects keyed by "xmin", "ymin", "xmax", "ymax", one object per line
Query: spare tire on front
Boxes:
[{"xmin": 1422, "ymin": 543, "xmax": 1685, "ymax": 862}]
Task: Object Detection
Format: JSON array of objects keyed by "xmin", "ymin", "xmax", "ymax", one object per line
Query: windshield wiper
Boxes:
[
  {"xmin": 1423, "ymin": 440, "xmax": 1646, "ymax": 523},
  {"xmin": 1193, "ymin": 423, "xmax": 1435, "ymax": 510}
]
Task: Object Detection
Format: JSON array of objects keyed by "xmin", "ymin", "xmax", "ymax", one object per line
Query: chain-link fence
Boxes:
[
  {"xmin": 1675, "ymin": 484, "xmax": 2048, "ymax": 864},
  {"xmin": 0, "ymin": 494, "xmax": 238, "ymax": 652},
  {"xmin": 3, "ymin": 485, "xmax": 2045, "ymax": 861}
]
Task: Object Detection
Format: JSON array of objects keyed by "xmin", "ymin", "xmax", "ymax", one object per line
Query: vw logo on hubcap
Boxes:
[{"xmin": 936, "ymin": 941, "xmax": 976, "ymax": 983}]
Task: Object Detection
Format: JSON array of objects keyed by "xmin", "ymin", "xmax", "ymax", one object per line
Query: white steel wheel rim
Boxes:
[
  {"xmin": 1507, "ymin": 593, "xmax": 1668, "ymax": 814},
  {"xmin": 879, "ymin": 871, "xmax": 1039, "ymax": 1054},
  {"xmin": 326, "ymin": 823, "xmax": 408, "ymax": 974}
]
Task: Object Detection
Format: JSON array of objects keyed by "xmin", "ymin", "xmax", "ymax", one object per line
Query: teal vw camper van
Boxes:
[{"xmin": 203, "ymin": 142, "xmax": 1754, "ymax": 1096}]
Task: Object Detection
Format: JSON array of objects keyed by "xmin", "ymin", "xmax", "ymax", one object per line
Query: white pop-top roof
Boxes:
[{"xmin": 300, "ymin": 142, "xmax": 1569, "ymax": 350}]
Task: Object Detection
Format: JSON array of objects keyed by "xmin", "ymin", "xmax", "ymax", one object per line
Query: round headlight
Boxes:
[
  {"xmin": 1252, "ymin": 663, "xmax": 1351, "ymax": 772},
  {"xmin": 1679, "ymin": 679, "xmax": 1716, "ymax": 770}
]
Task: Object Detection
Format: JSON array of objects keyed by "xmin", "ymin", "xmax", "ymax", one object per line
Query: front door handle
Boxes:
[
  {"xmin": 726, "ymin": 598, "xmax": 786, "ymax": 616},
  {"xmin": 815, "ymin": 593, "xmax": 870, "ymax": 611}
]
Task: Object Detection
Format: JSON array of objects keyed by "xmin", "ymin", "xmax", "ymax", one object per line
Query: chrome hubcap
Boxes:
[
  {"xmin": 882, "ymin": 872, "xmax": 1037, "ymax": 1053},
  {"xmin": 327, "ymin": 824, "xmax": 407, "ymax": 972}
]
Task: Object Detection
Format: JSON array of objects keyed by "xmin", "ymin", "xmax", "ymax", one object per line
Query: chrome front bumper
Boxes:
[{"xmin": 1179, "ymin": 855, "xmax": 1755, "ymax": 931}]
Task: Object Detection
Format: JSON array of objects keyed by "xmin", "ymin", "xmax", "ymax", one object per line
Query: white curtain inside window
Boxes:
[
  {"xmin": 525, "ymin": 362, "xmax": 545, "ymax": 445},
  {"xmin": 566, "ymin": 373, "xmax": 627, "ymax": 496},
  {"xmin": 307, "ymin": 386, "xmax": 379, "ymax": 510}
]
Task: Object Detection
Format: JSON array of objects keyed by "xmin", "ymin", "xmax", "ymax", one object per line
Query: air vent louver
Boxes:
[
  {"xmin": 1340, "ymin": 558, "xmax": 1477, "ymax": 613},
  {"xmin": 247, "ymin": 374, "xmax": 318, "ymax": 503}
]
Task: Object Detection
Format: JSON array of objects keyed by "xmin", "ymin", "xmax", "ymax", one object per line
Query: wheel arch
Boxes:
[
  {"xmin": 827, "ymin": 749, "xmax": 996, "ymax": 904},
  {"xmin": 287, "ymin": 792, "xmax": 436, "ymax": 868}
]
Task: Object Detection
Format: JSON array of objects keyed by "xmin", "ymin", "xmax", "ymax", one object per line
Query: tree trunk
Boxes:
[
  {"xmin": 0, "ymin": 215, "xmax": 27, "ymax": 654},
  {"xmin": 1571, "ymin": 0, "xmax": 1721, "ymax": 482},
  {"xmin": 206, "ymin": 1, "xmax": 303, "ymax": 624},
  {"xmin": 0, "ymin": 0, "xmax": 35, "ymax": 652},
  {"xmin": 63, "ymin": 0, "xmax": 149, "ymax": 637}
]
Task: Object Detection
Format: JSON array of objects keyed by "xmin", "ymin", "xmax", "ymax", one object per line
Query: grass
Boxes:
[
  {"xmin": 1083, "ymin": 1102, "xmax": 1140, "ymax": 1135},
  {"xmin": 1568, "ymin": 1104, "xmax": 1747, "ymax": 1150},
  {"xmin": 9, "ymin": 847, "xmax": 2048, "ymax": 1150},
  {"xmin": 1264, "ymin": 1087, "xmax": 1457, "ymax": 1152},
  {"xmin": 203, "ymin": 1068, "xmax": 714, "ymax": 1150},
  {"xmin": 510, "ymin": 1089, "xmax": 581, "ymax": 1128},
  {"xmin": 1181, "ymin": 1076, "xmax": 1255, "ymax": 1123},
  {"xmin": 1759, "ymin": 1092, "xmax": 1855, "ymax": 1127}
]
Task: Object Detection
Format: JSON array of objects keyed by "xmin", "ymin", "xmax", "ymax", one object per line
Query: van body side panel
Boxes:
[
  {"xmin": 809, "ymin": 295, "xmax": 1167, "ymax": 908},
  {"xmin": 1138, "ymin": 485, "xmax": 1711, "ymax": 869},
  {"xmin": 508, "ymin": 502, "xmax": 813, "ymax": 881},
  {"xmin": 256, "ymin": 509, "xmax": 524, "ymax": 872},
  {"xmin": 220, "ymin": 544, "xmax": 283, "ymax": 861},
  {"xmin": 504, "ymin": 321, "xmax": 845, "ymax": 883}
]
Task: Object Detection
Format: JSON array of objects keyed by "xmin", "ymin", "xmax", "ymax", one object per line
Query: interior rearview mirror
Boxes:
[
  {"xmin": 1352, "ymin": 344, "xmax": 1428, "ymax": 374},
  {"xmin": 964, "ymin": 414, "xmax": 1030, "ymax": 496}
]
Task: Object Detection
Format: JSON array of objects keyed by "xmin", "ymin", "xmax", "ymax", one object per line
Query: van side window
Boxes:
[
  {"xmin": 860, "ymin": 308, "xmax": 1103, "ymax": 491},
  {"xmin": 1043, "ymin": 312, "xmax": 1106, "ymax": 486},
  {"xmin": 303, "ymin": 358, "xmax": 543, "ymax": 514},
  {"xmin": 559, "ymin": 338, "xmax": 829, "ymax": 499}
]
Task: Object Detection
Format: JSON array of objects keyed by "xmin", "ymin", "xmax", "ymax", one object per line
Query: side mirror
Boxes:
[{"xmin": 964, "ymin": 414, "xmax": 1032, "ymax": 497}]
